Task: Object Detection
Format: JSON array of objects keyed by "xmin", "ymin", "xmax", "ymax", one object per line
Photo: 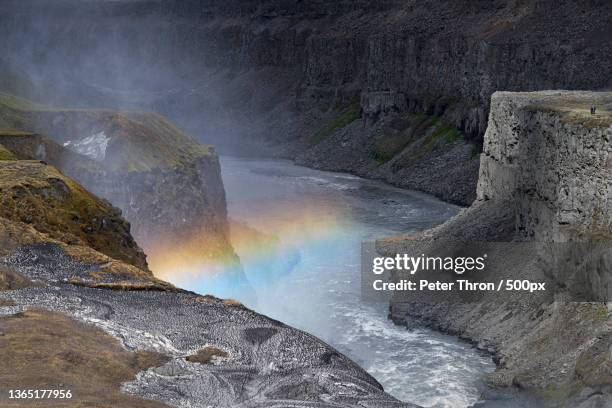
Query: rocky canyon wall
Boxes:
[
  {"xmin": 1, "ymin": 0, "xmax": 610, "ymax": 204},
  {"xmin": 478, "ymin": 91, "xmax": 612, "ymax": 241},
  {"xmin": 380, "ymin": 91, "xmax": 612, "ymax": 407}
]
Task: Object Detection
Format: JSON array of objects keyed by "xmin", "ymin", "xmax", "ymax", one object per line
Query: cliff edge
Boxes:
[
  {"xmin": 379, "ymin": 91, "xmax": 612, "ymax": 407},
  {"xmin": 0, "ymin": 92, "xmax": 246, "ymax": 296}
]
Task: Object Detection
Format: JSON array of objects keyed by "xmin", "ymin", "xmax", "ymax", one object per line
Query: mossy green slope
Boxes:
[
  {"xmin": 311, "ymin": 103, "xmax": 361, "ymax": 145},
  {"xmin": 0, "ymin": 160, "xmax": 147, "ymax": 270},
  {"xmin": 0, "ymin": 143, "xmax": 16, "ymax": 160}
]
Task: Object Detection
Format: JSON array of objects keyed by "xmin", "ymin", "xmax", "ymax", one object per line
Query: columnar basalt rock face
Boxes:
[
  {"xmin": 477, "ymin": 91, "xmax": 612, "ymax": 241},
  {"xmin": 476, "ymin": 91, "xmax": 612, "ymax": 308}
]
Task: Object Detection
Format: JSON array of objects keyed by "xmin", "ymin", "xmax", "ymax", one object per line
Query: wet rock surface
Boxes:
[{"xmin": 0, "ymin": 244, "xmax": 416, "ymax": 407}]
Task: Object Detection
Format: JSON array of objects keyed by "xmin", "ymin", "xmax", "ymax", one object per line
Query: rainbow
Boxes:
[{"xmin": 145, "ymin": 200, "xmax": 358, "ymax": 305}]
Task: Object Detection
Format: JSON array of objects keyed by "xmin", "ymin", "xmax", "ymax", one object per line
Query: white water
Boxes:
[
  {"xmin": 216, "ymin": 156, "xmax": 496, "ymax": 407},
  {"xmin": 63, "ymin": 131, "xmax": 110, "ymax": 161}
]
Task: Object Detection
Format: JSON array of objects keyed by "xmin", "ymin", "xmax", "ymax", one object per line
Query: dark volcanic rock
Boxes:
[{"xmin": 0, "ymin": 243, "xmax": 416, "ymax": 408}]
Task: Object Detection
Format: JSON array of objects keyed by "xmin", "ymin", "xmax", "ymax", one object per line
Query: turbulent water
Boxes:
[{"xmin": 211, "ymin": 157, "xmax": 496, "ymax": 408}]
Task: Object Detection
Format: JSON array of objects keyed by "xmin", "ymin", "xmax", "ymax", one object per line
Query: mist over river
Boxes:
[
  {"xmin": 215, "ymin": 157, "xmax": 496, "ymax": 407},
  {"xmin": 160, "ymin": 156, "xmax": 495, "ymax": 407}
]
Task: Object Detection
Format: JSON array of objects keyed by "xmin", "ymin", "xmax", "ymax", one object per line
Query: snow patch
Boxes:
[{"xmin": 63, "ymin": 131, "xmax": 110, "ymax": 161}]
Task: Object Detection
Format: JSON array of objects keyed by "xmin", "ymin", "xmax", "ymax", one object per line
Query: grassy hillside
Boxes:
[
  {"xmin": 0, "ymin": 143, "xmax": 17, "ymax": 160},
  {"xmin": 0, "ymin": 309, "xmax": 170, "ymax": 408},
  {"xmin": 0, "ymin": 160, "xmax": 147, "ymax": 270}
]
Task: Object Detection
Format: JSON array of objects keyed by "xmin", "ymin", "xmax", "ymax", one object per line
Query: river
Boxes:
[{"xmin": 211, "ymin": 156, "xmax": 495, "ymax": 408}]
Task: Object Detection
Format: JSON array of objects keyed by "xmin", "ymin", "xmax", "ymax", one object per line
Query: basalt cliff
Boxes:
[
  {"xmin": 379, "ymin": 91, "xmax": 612, "ymax": 408},
  {"xmin": 1, "ymin": 0, "xmax": 611, "ymax": 205}
]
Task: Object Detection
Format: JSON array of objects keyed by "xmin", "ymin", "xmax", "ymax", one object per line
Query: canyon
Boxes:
[
  {"xmin": 0, "ymin": 159, "xmax": 413, "ymax": 407},
  {"xmin": 0, "ymin": 1, "xmax": 610, "ymax": 407}
]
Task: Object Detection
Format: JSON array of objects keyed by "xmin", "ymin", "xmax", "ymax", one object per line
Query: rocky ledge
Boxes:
[{"xmin": 378, "ymin": 91, "xmax": 612, "ymax": 408}]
